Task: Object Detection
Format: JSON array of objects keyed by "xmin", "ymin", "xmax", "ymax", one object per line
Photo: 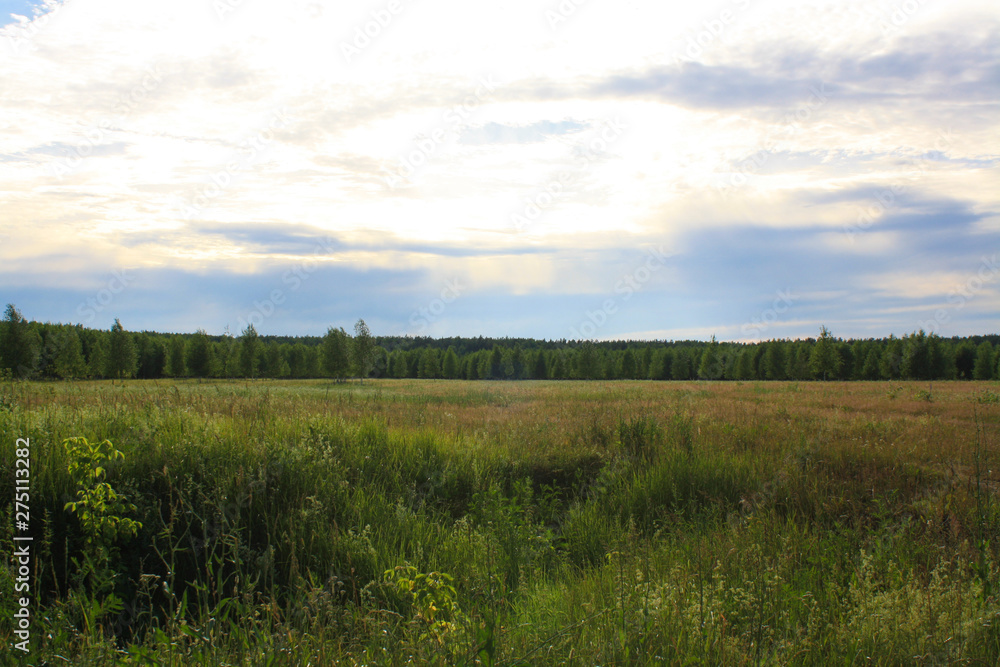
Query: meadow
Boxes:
[{"xmin": 2, "ymin": 377, "xmax": 999, "ymax": 665}]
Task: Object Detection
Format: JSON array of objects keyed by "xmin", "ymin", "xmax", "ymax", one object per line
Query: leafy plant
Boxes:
[
  {"xmin": 63, "ymin": 437, "xmax": 142, "ymax": 636},
  {"xmin": 64, "ymin": 437, "xmax": 142, "ymax": 553}
]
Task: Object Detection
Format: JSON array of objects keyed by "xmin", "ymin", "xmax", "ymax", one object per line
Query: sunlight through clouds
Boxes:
[{"xmin": 1, "ymin": 0, "xmax": 997, "ymax": 338}]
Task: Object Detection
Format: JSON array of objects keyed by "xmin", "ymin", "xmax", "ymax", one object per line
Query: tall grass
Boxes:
[{"xmin": 0, "ymin": 378, "xmax": 998, "ymax": 664}]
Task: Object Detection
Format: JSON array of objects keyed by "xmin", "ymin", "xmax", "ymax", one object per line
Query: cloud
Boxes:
[
  {"xmin": 0, "ymin": 0, "xmax": 997, "ymax": 340},
  {"xmin": 459, "ymin": 120, "xmax": 586, "ymax": 145}
]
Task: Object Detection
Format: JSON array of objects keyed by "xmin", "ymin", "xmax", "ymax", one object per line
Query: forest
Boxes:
[{"xmin": 2, "ymin": 303, "xmax": 998, "ymax": 383}]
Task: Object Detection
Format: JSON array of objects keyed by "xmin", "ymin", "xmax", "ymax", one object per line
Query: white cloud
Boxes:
[{"xmin": 1, "ymin": 0, "xmax": 998, "ymax": 337}]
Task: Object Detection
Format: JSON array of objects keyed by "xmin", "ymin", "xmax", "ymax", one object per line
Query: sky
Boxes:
[{"xmin": 0, "ymin": 0, "xmax": 998, "ymax": 342}]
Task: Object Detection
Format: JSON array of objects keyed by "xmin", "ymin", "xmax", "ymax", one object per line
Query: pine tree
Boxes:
[
  {"xmin": 762, "ymin": 342, "xmax": 786, "ymax": 380},
  {"xmin": 735, "ymin": 348, "xmax": 755, "ymax": 380},
  {"xmin": 809, "ymin": 326, "xmax": 840, "ymax": 381},
  {"xmin": 860, "ymin": 347, "xmax": 882, "ymax": 380},
  {"xmin": 698, "ymin": 336, "xmax": 721, "ymax": 380}
]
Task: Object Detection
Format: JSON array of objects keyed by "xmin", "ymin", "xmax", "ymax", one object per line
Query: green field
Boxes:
[{"xmin": 2, "ymin": 378, "xmax": 1000, "ymax": 665}]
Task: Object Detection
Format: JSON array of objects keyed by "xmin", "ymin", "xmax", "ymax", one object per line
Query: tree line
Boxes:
[{"xmin": 1, "ymin": 304, "xmax": 999, "ymax": 382}]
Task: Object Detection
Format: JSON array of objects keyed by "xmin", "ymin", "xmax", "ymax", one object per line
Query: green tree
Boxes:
[
  {"xmin": 500, "ymin": 347, "xmax": 517, "ymax": 379},
  {"xmin": 880, "ymin": 336, "xmax": 903, "ymax": 380},
  {"xmin": 105, "ymin": 319, "xmax": 137, "ymax": 379},
  {"xmin": 955, "ymin": 341, "xmax": 977, "ymax": 379},
  {"xmin": 860, "ymin": 346, "xmax": 882, "ymax": 380},
  {"xmin": 550, "ymin": 353, "xmax": 566, "ymax": 380},
  {"xmin": 639, "ymin": 347, "xmax": 652, "ymax": 380},
  {"xmin": 531, "ymin": 349, "xmax": 548, "ymax": 380},
  {"xmin": 651, "ymin": 348, "xmax": 672, "ymax": 380},
  {"xmin": 442, "ymin": 346, "xmax": 460, "ymax": 379},
  {"xmin": 261, "ymin": 342, "xmax": 285, "ymax": 378},
  {"xmin": 809, "ymin": 327, "xmax": 840, "ymax": 381},
  {"xmin": 973, "ymin": 341, "xmax": 995, "ymax": 380},
  {"xmin": 901, "ymin": 330, "xmax": 932, "ymax": 380},
  {"xmin": 351, "ymin": 318, "xmax": 375, "ymax": 383},
  {"xmin": 575, "ymin": 342, "xmax": 599, "ymax": 380},
  {"xmin": 50, "ymin": 326, "xmax": 86, "ymax": 379},
  {"xmin": 167, "ymin": 335, "xmax": 187, "ymax": 377},
  {"xmin": 322, "ymin": 326, "xmax": 351, "ymax": 381},
  {"xmin": 835, "ymin": 343, "xmax": 854, "ymax": 380},
  {"xmin": 134, "ymin": 333, "xmax": 165, "ymax": 379},
  {"xmin": 372, "ymin": 346, "xmax": 389, "ymax": 378},
  {"xmin": 698, "ymin": 336, "xmax": 722, "ymax": 380},
  {"xmin": 602, "ymin": 352, "xmax": 617, "ymax": 380},
  {"xmin": 735, "ymin": 348, "xmax": 755, "ymax": 380},
  {"xmin": 786, "ymin": 343, "xmax": 812, "ymax": 380},
  {"xmin": 466, "ymin": 352, "xmax": 481, "ymax": 379},
  {"xmin": 481, "ymin": 346, "xmax": 503, "ymax": 379},
  {"xmin": 419, "ymin": 347, "xmax": 441, "ymax": 378},
  {"xmin": 185, "ymin": 329, "xmax": 212, "ymax": 377},
  {"xmin": 621, "ymin": 349, "xmax": 637, "ymax": 379},
  {"xmin": 762, "ymin": 342, "xmax": 786, "ymax": 380},
  {"xmin": 390, "ymin": 350, "xmax": 409, "ymax": 378},
  {"xmin": 0, "ymin": 304, "xmax": 39, "ymax": 378},
  {"xmin": 86, "ymin": 332, "xmax": 108, "ymax": 379},
  {"xmin": 672, "ymin": 349, "xmax": 692, "ymax": 380},
  {"xmin": 216, "ymin": 337, "xmax": 240, "ymax": 378},
  {"xmin": 239, "ymin": 324, "xmax": 261, "ymax": 378}
]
